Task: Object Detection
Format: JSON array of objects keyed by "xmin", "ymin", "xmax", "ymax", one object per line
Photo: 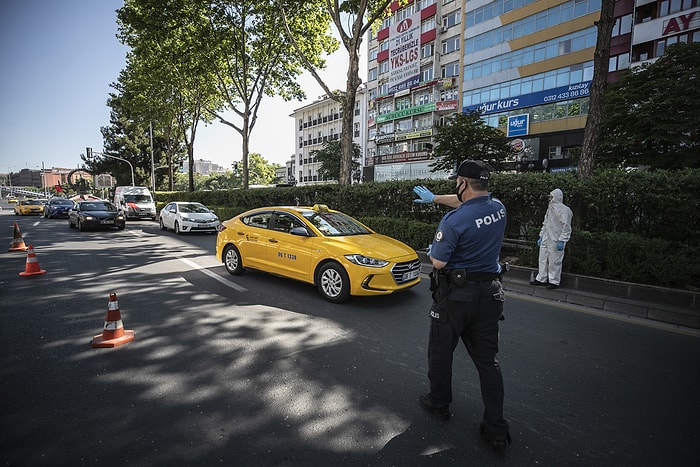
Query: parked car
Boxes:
[
  {"xmin": 44, "ymin": 198, "xmax": 75, "ymax": 218},
  {"xmin": 14, "ymin": 199, "xmax": 44, "ymax": 215},
  {"xmin": 215, "ymin": 204, "xmax": 422, "ymax": 303},
  {"xmin": 159, "ymin": 202, "xmax": 220, "ymax": 234},
  {"xmin": 68, "ymin": 201, "xmax": 126, "ymax": 231}
]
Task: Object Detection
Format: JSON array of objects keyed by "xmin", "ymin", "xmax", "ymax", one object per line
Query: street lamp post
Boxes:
[
  {"xmin": 41, "ymin": 161, "xmax": 47, "ymax": 198},
  {"xmin": 88, "ymin": 148, "xmax": 135, "ymax": 186}
]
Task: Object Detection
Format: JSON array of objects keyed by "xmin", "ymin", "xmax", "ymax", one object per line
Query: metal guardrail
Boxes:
[{"xmin": 1, "ymin": 187, "xmax": 49, "ymax": 199}]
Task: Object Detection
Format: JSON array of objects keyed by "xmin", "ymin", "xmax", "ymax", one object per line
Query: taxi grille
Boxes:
[{"xmin": 391, "ymin": 259, "xmax": 422, "ymax": 284}]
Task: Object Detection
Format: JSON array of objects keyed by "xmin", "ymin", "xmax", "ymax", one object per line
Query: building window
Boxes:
[
  {"xmin": 368, "ymin": 67, "xmax": 378, "ymax": 81},
  {"xmin": 378, "ymin": 101, "xmax": 393, "ymax": 115},
  {"xmin": 611, "ymin": 14, "xmax": 632, "ymax": 37},
  {"xmin": 369, "ymin": 47, "xmax": 378, "ymax": 61},
  {"xmin": 395, "ymin": 97, "xmax": 411, "ymax": 110},
  {"xmin": 421, "ymin": 43, "xmax": 434, "ymax": 59},
  {"xmin": 416, "ymin": 90, "xmax": 434, "ymax": 105},
  {"xmin": 422, "ymin": 17, "xmax": 436, "ymax": 33},
  {"xmin": 379, "ymin": 40, "xmax": 389, "ymax": 52},
  {"xmin": 442, "ymin": 35, "xmax": 460, "ymax": 54},
  {"xmin": 397, "ymin": 4, "xmax": 414, "ymax": 20},
  {"xmin": 441, "ymin": 61, "xmax": 459, "ymax": 78},
  {"xmin": 443, "ymin": 10, "xmax": 461, "ymax": 29},
  {"xmin": 608, "ymin": 53, "xmax": 630, "ymax": 72},
  {"xmin": 421, "ymin": 65, "xmax": 434, "ymax": 82},
  {"xmin": 379, "ymin": 60, "xmax": 389, "ymax": 74}
]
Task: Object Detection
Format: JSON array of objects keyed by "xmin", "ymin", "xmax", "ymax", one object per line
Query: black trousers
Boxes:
[{"xmin": 427, "ymin": 279, "xmax": 509, "ymax": 437}]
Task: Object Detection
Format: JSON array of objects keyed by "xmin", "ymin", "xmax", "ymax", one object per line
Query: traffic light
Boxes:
[{"xmin": 86, "ymin": 147, "xmax": 93, "ymax": 158}]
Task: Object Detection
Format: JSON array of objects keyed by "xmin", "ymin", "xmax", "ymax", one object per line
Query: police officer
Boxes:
[{"xmin": 414, "ymin": 160, "xmax": 511, "ymax": 451}]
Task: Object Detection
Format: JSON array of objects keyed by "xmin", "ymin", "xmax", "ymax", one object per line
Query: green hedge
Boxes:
[{"xmin": 155, "ymin": 169, "xmax": 700, "ymax": 290}]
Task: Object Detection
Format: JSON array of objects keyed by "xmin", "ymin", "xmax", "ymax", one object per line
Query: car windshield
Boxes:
[
  {"xmin": 178, "ymin": 203, "xmax": 209, "ymax": 213},
  {"xmin": 83, "ymin": 202, "xmax": 116, "ymax": 211},
  {"xmin": 124, "ymin": 195, "xmax": 151, "ymax": 203},
  {"xmin": 52, "ymin": 199, "xmax": 73, "ymax": 205},
  {"xmin": 302, "ymin": 211, "xmax": 371, "ymax": 236}
]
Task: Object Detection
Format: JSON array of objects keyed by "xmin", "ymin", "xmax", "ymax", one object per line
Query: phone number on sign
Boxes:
[{"xmin": 543, "ymin": 87, "xmax": 590, "ymax": 102}]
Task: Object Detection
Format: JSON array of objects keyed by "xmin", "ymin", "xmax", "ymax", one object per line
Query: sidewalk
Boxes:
[{"xmin": 417, "ymin": 252, "xmax": 700, "ymax": 331}]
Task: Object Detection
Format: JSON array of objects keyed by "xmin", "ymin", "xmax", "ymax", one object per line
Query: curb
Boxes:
[{"xmin": 417, "ymin": 251, "xmax": 699, "ymax": 330}]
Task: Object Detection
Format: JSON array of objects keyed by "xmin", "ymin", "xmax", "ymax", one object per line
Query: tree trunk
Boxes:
[
  {"xmin": 579, "ymin": 0, "xmax": 616, "ymax": 179},
  {"xmin": 339, "ymin": 36, "xmax": 362, "ymax": 186}
]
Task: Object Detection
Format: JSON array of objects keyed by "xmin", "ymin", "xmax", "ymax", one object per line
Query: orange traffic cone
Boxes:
[
  {"xmin": 92, "ymin": 292, "xmax": 135, "ymax": 348},
  {"xmin": 8, "ymin": 222, "xmax": 29, "ymax": 252},
  {"xmin": 19, "ymin": 244, "xmax": 47, "ymax": 277}
]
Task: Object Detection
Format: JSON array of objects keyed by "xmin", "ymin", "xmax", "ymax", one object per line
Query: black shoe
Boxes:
[
  {"xmin": 530, "ymin": 279, "xmax": 547, "ymax": 286},
  {"xmin": 419, "ymin": 393, "xmax": 450, "ymax": 421},
  {"xmin": 546, "ymin": 283, "xmax": 559, "ymax": 289},
  {"xmin": 480, "ymin": 423, "xmax": 512, "ymax": 451}
]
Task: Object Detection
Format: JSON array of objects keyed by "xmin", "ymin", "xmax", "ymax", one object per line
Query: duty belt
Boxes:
[{"xmin": 439, "ymin": 268, "xmax": 499, "ymax": 286}]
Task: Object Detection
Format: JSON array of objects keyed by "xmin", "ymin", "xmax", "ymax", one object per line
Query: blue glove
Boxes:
[
  {"xmin": 426, "ymin": 243, "xmax": 432, "ymax": 256},
  {"xmin": 413, "ymin": 185, "xmax": 435, "ymax": 204},
  {"xmin": 557, "ymin": 241, "xmax": 565, "ymax": 251},
  {"xmin": 537, "ymin": 237, "xmax": 542, "ymax": 247}
]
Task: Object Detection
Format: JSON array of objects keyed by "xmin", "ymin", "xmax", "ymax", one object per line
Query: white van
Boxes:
[{"xmin": 114, "ymin": 186, "xmax": 156, "ymax": 220}]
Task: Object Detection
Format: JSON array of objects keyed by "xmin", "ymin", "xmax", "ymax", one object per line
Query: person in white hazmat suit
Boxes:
[{"xmin": 530, "ymin": 188, "xmax": 573, "ymax": 289}]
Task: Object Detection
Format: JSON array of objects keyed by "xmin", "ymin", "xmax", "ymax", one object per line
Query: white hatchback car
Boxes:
[{"xmin": 159, "ymin": 202, "xmax": 221, "ymax": 234}]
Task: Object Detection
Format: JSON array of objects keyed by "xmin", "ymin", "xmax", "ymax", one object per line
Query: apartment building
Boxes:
[
  {"xmin": 290, "ymin": 87, "xmax": 368, "ymax": 186},
  {"xmin": 365, "ymin": 0, "xmax": 458, "ymax": 181},
  {"xmin": 361, "ymin": 0, "xmax": 698, "ymax": 179}
]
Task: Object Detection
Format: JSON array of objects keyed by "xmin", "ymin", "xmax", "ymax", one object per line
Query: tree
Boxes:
[
  {"xmin": 247, "ymin": 152, "xmax": 279, "ymax": 185},
  {"xmin": 578, "ymin": 0, "xmax": 615, "ymax": 179},
  {"xmin": 428, "ymin": 111, "xmax": 513, "ymax": 173},
  {"xmin": 83, "ymin": 92, "xmax": 152, "ymax": 187},
  {"xmin": 598, "ymin": 42, "xmax": 700, "ymax": 169},
  {"xmin": 311, "ymin": 140, "xmax": 361, "ymax": 181},
  {"xmin": 117, "ymin": 0, "xmax": 221, "ymax": 192},
  {"xmin": 201, "ymin": 1, "xmax": 336, "ymax": 190},
  {"xmin": 101, "ymin": 61, "xmax": 187, "ymax": 191},
  {"xmin": 278, "ymin": 0, "xmax": 403, "ymax": 186}
]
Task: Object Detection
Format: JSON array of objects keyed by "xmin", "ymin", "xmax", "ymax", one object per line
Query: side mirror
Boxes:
[{"xmin": 289, "ymin": 226, "xmax": 310, "ymax": 237}]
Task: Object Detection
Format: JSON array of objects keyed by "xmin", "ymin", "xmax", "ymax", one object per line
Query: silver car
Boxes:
[{"xmin": 159, "ymin": 202, "xmax": 220, "ymax": 234}]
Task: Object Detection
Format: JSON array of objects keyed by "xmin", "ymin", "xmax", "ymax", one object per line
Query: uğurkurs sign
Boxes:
[{"xmin": 389, "ymin": 12, "xmax": 421, "ymax": 94}]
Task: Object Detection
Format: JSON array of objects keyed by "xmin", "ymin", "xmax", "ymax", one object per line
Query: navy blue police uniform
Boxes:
[{"xmin": 427, "ymin": 190, "xmax": 510, "ymax": 442}]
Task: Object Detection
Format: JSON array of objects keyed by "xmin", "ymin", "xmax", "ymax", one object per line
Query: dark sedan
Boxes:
[
  {"xmin": 44, "ymin": 198, "xmax": 75, "ymax": 218},
  {"xmin": 68, "ymin": 201, "xmax": 126, "ymax": 231}
]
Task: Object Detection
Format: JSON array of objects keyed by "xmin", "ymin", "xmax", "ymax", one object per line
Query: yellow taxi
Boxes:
[
  {"xmin": 6, "ymin": 194, "xmax": 18, "ymax": 203},
  {"xmin": 216, "ymin": 204, "xmax": 422, "ymax": 303},
  {"xmin": 14, "ymin": 199, "xmax": 44, "ymax": 216}
]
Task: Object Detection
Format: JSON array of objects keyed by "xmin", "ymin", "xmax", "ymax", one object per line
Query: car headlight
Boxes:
[
  {"xmin": 84, "ymin": 215, "xmax": 94, "ymax": 220},
  {"xmin": 344, "ymin": 254, "xmax": 389, "ymax": 268},
  {"xmin": 117, "ymin": 214, "xmax": 125, "ymax": 220},
  {"xmin": 182, "ymin": 217, "xmax": 196, "ymax": 222}
]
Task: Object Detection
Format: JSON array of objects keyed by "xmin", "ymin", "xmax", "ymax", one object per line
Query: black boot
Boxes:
[{"xmin": 419, "ymin": 393, "xmax": 450, "ymax": 421}]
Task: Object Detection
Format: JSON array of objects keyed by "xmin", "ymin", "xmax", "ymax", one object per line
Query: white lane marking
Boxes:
[{"xmin": 178, "ymin": 256, "xmax": 247, "ymax": 292}]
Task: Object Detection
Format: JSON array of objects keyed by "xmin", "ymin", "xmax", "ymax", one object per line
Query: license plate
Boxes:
[
  {"xmin": 402, "ymin": 270, "xmax": 419, "ymax": 281},
  {"xmin": 100, "ymin": 220, "xmax": 114, "ymax": 224}
]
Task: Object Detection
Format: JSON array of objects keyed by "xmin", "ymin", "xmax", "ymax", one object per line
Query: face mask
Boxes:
[{"xmin": 455, "ymin": 180, "xmax": 467, "ymax": 202}]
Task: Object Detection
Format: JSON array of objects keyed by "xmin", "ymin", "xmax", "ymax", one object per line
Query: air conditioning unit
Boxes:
[{"xmin": 441, "ymin": 26, "xmax": 449, "ymax": 33}]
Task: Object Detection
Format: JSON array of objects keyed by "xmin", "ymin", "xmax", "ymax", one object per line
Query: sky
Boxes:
[{"xmin": 0, "ymin": 0, "xmax": 352, "ymax": 174}]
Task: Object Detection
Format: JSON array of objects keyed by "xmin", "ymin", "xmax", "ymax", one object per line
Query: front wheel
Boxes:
[
  {"xmin": 316, "ymin": 262, "xmax": 350, "ymax": 303},
  {"xmin": 223, "ymin": 244, "xmax": 244, "ymax": 275},
  {"xmin": 159, "ymin": 217, "xmax": 167, "ymax": 231},
  {"xmin": 174, "ymin": 221, "xmax": 182, "ymax": 235}
]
